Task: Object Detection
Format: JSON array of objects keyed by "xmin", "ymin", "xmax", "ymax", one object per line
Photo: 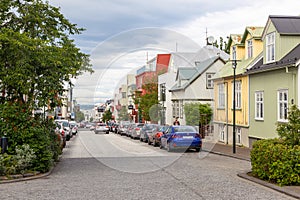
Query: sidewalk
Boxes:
[
  {"xmin": 202, "ymin": 141, "xmax": 300, "ymax": 199},
  {"xmin": 202, "ymin": 141, "xmax": 250, "ymax": 161}
]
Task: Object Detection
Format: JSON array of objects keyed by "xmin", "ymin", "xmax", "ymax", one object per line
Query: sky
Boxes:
[{"xmin": 48, "ymin": 0, "xmax": 300, "ymax": 105}]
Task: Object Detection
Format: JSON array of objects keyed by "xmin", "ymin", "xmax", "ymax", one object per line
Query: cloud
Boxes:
[{"xmin": 48, "ymin": 0, "xmax": 300, "ymax": 105}]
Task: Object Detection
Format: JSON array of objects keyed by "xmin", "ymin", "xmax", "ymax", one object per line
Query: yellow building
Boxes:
[{"xmin": 213, "ymin": 27, "xmax": 263, "ymax": 147}]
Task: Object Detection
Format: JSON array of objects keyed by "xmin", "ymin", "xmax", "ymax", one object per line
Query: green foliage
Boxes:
[
  {"xmin": 118, "ymin": 106, "xmax": 130, "ymax": 121},
  {"xmin": 184, "ymin": 103, "xmax": 212, "ymax": 126},
  {"xmin": 251, "ymin": 139, "xmax": 300, "ymax": 186},
  {"xmin": 276, "ymin": 104, "xmax": 300, "ymax": 146},
  {"xmin": 134, "ymin": 82, "xmax": 159, "ymax": 122},
  {"xmin": 102, "ymin": 109, "xmax": 112, "ymax": 122},
  {"xmin": 0, "ymin": 102, "xmax": 59, "ymax": 173},
  {"xmin": 0, "ymin": 144, "xmax": 36, "ymax": 175},
  {"xmin": 0, "ymin": 0, "xmax": 93, "ymax": 175},
  {"xmin": 75, "ymin": 110, "xmax": 85, "ymax": 122}
]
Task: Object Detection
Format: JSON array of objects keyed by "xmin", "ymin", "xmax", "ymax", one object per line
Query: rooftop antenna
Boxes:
[{"xmin": 206, "ymin": 28, "xmax": 214, "ymax": 46}]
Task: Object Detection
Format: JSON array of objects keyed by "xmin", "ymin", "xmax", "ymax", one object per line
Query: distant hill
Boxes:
[{"xmin": 79, "ymin": 104, "xmax": 94, "ymax": 110}]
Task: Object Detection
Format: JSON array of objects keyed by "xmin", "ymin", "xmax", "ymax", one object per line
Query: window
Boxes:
[
  {"xmin": 255, "ymin": 91, "xmax": 264, "ymax": 120},
  {"xmin": 122, "ymin": 92, "xmax": 126, "ymax": 98},
  {"xmin": 206, "ymin": 73, "xmax": 215, "ymax": 89},
  {"xmin": 233, "ymin": 81, "xmax": 242, "ymax": 109},
  {"xmin": 218, "ymin": 83, "xmax": 225, "ymax": 108},
  {"xmin": 179, "ymin": 100, "xmax": 183, "ymax": 118},
  {"xmin": 278, "ymin": 90, "xmax": 288, "ymax": 122},
  {"xmin": 232, "ymin": 46, "xmax": 237, "ymax": 60},
  {"xmin": 172, "ymin": 100, "xmax": 179, "ymax": 118},
  {"xmin": 160, "ymin": 84, "xmax": 166, "ymax": 101},
  {"xmin": 247, "ymin": 40, "xmax": 253, "ymax": 58},
  {"xmin": 219, "ymin": 124, "xmax": 225, "ymax": 142},
  {"xmin": 266, "ymin": 32, "xmax": 275, "ymax": 63},
  {"xmin": 236, "ymin": 128, "xmax": 241, "ymax": 144}
]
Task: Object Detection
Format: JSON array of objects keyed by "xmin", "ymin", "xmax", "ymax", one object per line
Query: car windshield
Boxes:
[{"xmin": 174, "ymin": 126, "xmax": 196, "ymax": 133}]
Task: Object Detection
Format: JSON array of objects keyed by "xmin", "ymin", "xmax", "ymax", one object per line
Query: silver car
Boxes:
[{"xmin": 94, "ymin": 123, "xmax": 109, "ymax": 134}]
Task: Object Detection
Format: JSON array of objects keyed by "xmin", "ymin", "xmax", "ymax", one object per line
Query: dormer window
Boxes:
[
  {"xmin": 266, "ymin": 32, "xmax": 275, "ymax": 63},
  {"xmin": 247, "ymin": 39, "xmax": 253, "ymax": 58}
]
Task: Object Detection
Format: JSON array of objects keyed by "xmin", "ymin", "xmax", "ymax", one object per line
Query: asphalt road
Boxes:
[{"xmin": 0, "ymin": 129, "xmax": 296, "ymax": 200}]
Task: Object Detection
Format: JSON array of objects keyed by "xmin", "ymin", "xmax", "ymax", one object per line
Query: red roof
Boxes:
[{"xmin": 156, "ymin": 54, "xmax": 171, "ymax": 74}]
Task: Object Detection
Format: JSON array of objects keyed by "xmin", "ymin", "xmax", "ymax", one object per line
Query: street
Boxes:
[{"xmin": 0, "ymin": 129, "xmax": 296, "ymax": 200}]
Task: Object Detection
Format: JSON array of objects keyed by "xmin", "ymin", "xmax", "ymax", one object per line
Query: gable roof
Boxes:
[
  {"xmin": 170, "ymin": 56, "xmax": 224, "ymax": 91},
  {"xmin": 225, "ymin": 34, "xmax": 243, "ymax": 52},
  {"xmin": 241, "ymin": 26, "xmax": 264, "ymax": 43},
  {"xmin": 262, "ymin": 15, "xmax": 300, "ymax": 39},
  {"xmin": 246, "ymin": 43, "xmax": 300, "ymax": 74}
]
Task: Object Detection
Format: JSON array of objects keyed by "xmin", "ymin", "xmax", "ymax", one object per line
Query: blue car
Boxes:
[{"xmin": 160, "ymin": 125, "xmax": 202, "ymax": 152}]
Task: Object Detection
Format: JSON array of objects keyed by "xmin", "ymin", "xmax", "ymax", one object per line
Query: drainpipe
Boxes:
[{"xmin": 225, "ymin": 81, "xmax": 229, "ymax": 144}]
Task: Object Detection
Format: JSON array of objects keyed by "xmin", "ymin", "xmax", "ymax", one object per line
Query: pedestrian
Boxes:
[{"xmin": 173, "ymin": 117, "xmax": 180, "ymax": 125}]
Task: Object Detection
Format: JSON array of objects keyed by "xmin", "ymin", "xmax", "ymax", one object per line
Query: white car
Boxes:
[
  {"xmin": 55, "ymin": 119, "xmax": 72, "ymax": 141},
  {"xmin": 94, "ymin": 123, "xmax": 109, "ymax": 134}
]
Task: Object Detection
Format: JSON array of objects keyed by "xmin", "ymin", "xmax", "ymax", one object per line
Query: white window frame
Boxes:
[
  {"xmin": 232, "ymin": 81, "xmax": 242, "ymax": 109},
  {"xmin": 236, "ymin": 127, "xmax": 242, "ymax": 144},
  {"xmin": 218, "ymin": 83, "xmax": 225, "ymax": 108},
  {"xmin": 266, "ymin": 32, "xmax": 275, "ymax": 63},
  {"xmin": 255, "ymin": 91, "xmax": 264, "ymax": 120},
  {"xmin": 206, "ymin": 73, "xmax": 215, "ymax": 89},
  {"xmin": 278, "ymin": 89, "xmax": 288, "ymax": 122},
  {"xmin": 219, "ymin": 124, "xmax": 225, "ymax": 142},
  {"xmin": 247, "ymin": 39, "xmax": 253, "ymax": 59}
]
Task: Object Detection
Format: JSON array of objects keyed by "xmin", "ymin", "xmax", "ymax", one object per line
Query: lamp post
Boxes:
[{"xmin": 232, "ymin": 60, "xmax": 237, "ymax": 154}]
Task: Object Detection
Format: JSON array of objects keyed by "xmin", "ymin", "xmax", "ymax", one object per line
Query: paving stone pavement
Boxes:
[{"xmin": 202, "ymin": 141, "xmax": 300, "ymax": 199}]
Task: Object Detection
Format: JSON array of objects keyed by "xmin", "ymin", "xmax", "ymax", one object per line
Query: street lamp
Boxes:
[{"xmin": 232, "ymin": 60, "xmax": 237, "ymax": 154}]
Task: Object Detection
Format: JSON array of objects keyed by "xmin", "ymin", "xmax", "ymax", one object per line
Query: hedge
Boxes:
[{"xmin": 251, "ymin": 139, "xmax": 300, "ymax": 186}]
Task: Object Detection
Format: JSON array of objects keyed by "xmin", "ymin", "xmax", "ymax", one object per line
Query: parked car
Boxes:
[
  {"xmin": 94, "ymin": 123, "xmax": 109, "ymax": 134},
  {"xmin": 55, "ymin": 122, "xmax": 66, "ymax": 148},
  {"xmin": 131, "ymin": 123, "xmax": 144, "ymax": 139},
  {"xmin": 153, "ymin": 125, "xmax": 169, "ymax": 147},
  {"xmin": 125, "ymin": 123, "xmax": 136, "ymax": 137},
  {"xmin": 55, "ymin": 119, "xmax": 72, "ymax": 141},
  {"xmin": 69, "ymin": 121, "xmax": 78, "ymax": 135},
  {"xmin": 117, "ymin": 121, "xmax": 130, "ymax": 135},
  {"xmin": 140, "ymin": 124, "xmax": 159, "ymax": 143},
  {"xmin": 147, "ymin": 124, "xmax": 160, "ymax": 145},
  {"xmin": 160, "ymin": 125, "xmax": 202, "ymax": 152},
  {"xmin": 113, "ymin": 123, "xmax": 119, "ymax": 133}
]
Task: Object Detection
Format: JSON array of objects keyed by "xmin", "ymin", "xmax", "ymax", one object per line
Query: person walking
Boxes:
[{"xmin": 173, "ymin": 117, "xmax": 180, "ymax": 125}]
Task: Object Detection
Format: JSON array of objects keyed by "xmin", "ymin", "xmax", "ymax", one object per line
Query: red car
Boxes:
[{"xmin": 152, "ymin": 125, "xmax": 169, "ymax": 147}]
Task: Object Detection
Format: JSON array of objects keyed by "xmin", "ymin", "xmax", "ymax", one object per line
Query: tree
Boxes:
[
  {"xmin": 134, "ymin": 79, "xmax": 159, "ymax": 122},
  {"xmin": 184, "ymin": 103, "xmax": 212, "ymax": 126},
  {"xmin": 102, "ymin": 109, "xmax": 112, "ymax": 123},
  {"xmin": 118, "ymin": 106, "xmax": 130, "ymax": 121},
  {"xmin": 75, "ymin": 110, "xmax": 85, "ymax": 122},
  {"xmin": 213, "ymin": 36, "xmax": 229, "ymax": 54},
  {"xmin": 0, "ymin": 0, "xmax": 92, "ymax": 108},
  {"xmin": 277, "ymin": 104, "xmax": 300, "ymax": 146},
  {"xmin": 0, "ymin": 0, "xmax": 93, "ymax": 173}
]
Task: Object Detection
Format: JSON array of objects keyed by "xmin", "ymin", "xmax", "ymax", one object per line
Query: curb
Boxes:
[
  {"xmin": 202, "ymin": 149, "xmax": 251, "ymax": 162},
  {"xmin": 238, "ymin": 172, "xmax": 300, "ymax": 199}
]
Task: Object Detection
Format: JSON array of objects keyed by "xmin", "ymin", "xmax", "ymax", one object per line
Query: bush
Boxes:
[
  {"xmin": 251, "ymin": 139, "xmax": 300, "ymax": 186},
  {"xmin": 0, "ymin": 144, "xmax": 36, "ymax": 175},
  {"xmin": 0, "ymin": 102, "xmax": 59, "ymax": 173}
]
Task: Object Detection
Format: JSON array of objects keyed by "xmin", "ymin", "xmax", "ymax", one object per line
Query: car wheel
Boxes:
[
  {"xmin": 195, "ymin": 147, "xmax": 201, "ymax": 152},
  {"xmin": 106, "ymin": 131, "xmax": 109, "ymax": 134},
  {"xmin": 153, "ymin": 140, "xmax": 157, "ymax": 147},
  {"xmin": 66, "ymin": 135, "xmax": 70, "ymax": 141},
  {"xmin": 148, "ymin": 139, "xmax": 151, "ymax": 145}
]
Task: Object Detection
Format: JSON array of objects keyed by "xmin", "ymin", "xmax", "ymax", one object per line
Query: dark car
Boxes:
[
  {"xmin": 140, "ymin": 124, "xmax": 159, "ymax": 143},
  {"xmin": 147, "ymin": 125, "xmax": 160, "ymax": 145},
  {"xmin": 152, "ymin": 125, "xmax": 169, "ymax": 147},
  {"xmin": 160, "ymin": 125, "xmax": 202, "ymax": 152}
]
